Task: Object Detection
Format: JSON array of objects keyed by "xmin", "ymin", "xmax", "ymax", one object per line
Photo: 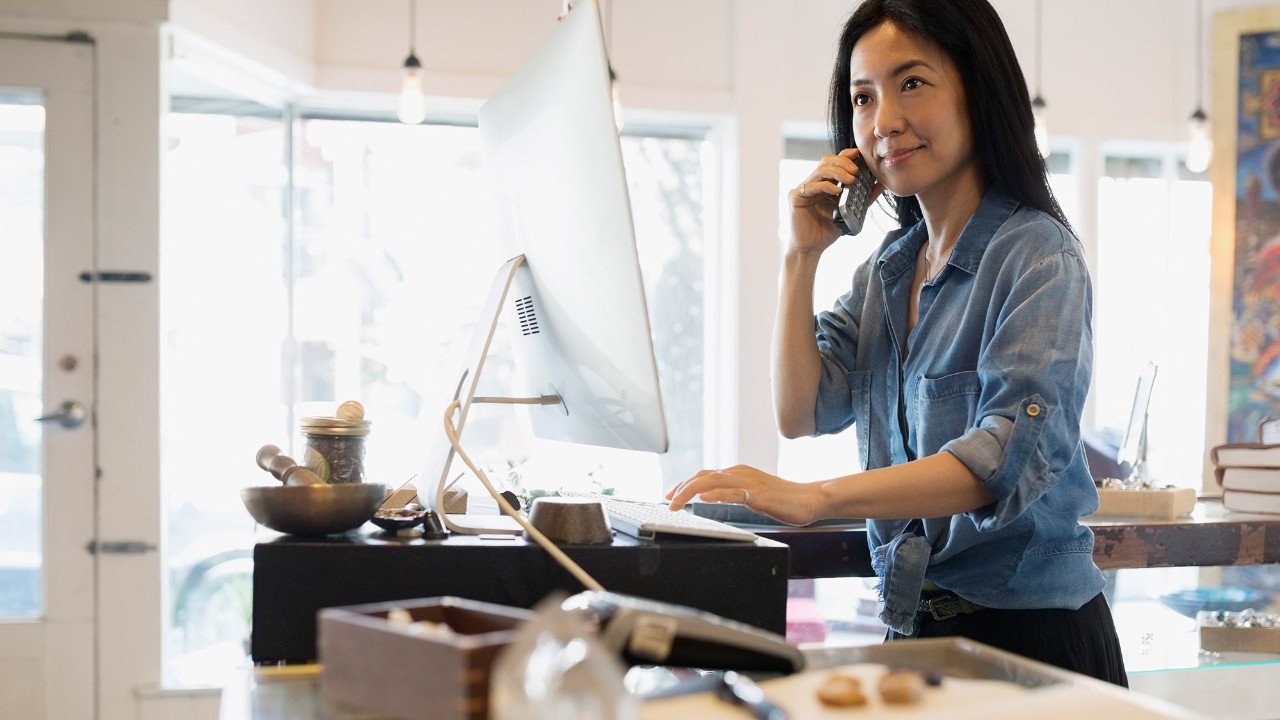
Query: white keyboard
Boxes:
[{"xmin": 591, "ymin": 496, "xmax": 760, "ymax": 542}]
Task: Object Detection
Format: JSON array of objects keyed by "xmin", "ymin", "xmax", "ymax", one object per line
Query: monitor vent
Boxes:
[{"xmin": 515, "ymin": 296, "xmax": 540, "ymax": 335}]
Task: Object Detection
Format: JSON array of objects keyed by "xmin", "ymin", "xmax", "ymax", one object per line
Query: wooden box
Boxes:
[
  {"xmin": 1197, "ymin": 611, "xmax": 1280, "ymax": 653},
  {"xmin": 318, "ymin": 596, "xmax": 533, "ymax": 720}
]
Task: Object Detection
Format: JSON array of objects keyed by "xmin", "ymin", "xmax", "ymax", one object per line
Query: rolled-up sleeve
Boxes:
[{"xmin": 942, "ymin": 246, "xmax": 1093, "ymax": 531}]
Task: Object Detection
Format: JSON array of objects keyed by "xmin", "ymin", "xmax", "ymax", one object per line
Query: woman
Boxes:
[{"xmin": 667, "ymin": 0, "xmax": 1128, "ymax": 686}]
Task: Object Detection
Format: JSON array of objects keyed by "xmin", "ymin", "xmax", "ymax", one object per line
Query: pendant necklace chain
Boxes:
[
  {"xmin": 926, "ymin": 261, "xmax": 944, "ymax": 284},
  {"xmin": 924, "ymin": 244, "xmax": 952, "ymax": 284}
]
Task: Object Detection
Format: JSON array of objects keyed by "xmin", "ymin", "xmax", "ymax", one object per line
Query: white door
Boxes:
[{"xmin": 0, "ymin": 35, "xmax": 97, "ymax": 719}]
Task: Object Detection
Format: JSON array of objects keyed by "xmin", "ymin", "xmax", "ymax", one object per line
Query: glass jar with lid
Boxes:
[{"xmin": 299, "ymin": 415, "xmax": 371, "ymax": 484}]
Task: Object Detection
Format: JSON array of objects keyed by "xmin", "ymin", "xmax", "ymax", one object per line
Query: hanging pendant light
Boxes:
[
  {"xmin": 1033, "ymin": 95, "xmax": 1049, "ymax": 159},
  {"xmin": 1185, "ymin": 0, "xmax": 1212, "ymax": 173},
  {"xmin": 397, "ymin": 0, "xmax": 427, "ymax": 125},
  {"xmin": 1032, "ymin": 0, "xmax": 1050, "ymax": 158}
]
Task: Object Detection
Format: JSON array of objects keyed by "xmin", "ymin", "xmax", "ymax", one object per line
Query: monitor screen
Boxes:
[{"xmin": 418, "ymin": 0, "xmax": 668, "ymax": 530}]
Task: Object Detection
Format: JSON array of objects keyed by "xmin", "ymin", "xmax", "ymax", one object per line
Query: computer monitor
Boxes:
[
  {"xmin": 1117, "ymin": 361, "xmax": 1157, "ymax": 483},
  {"xmin": 419, "ymin": 0, "xmax": 669, "ymax": 533}
]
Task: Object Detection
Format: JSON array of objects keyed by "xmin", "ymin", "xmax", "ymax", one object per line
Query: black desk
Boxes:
[{"xmin": 251, "ymin": 528, "xmax": 789, "ymax": 664}]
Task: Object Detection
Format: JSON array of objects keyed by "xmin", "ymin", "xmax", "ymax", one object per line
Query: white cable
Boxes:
[{"xmin": 443, "ymin": 399, "xmax": 605, "ymax": 592}]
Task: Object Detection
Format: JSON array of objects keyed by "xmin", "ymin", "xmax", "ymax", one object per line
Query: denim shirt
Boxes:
[{"xmin": 812, "ymin": 185, "xmax": 1104, "ymax": 634}]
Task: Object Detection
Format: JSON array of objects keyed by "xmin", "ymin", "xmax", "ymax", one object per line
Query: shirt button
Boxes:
[{"xmin": 1026, "ymin": 404, "xmax": 1041, "ymax": 417}]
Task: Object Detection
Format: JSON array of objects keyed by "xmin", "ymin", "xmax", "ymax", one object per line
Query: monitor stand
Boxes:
[
  {"xmin": 419, "ymin": 255, "xmax": 526, "ymax": 535},
  {"xmin": 420, "ymin": 254, "xmax": 567, "ymax": 536}
]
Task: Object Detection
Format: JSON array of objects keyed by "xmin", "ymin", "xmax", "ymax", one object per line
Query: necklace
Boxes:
[
  {"xmin": 925, "ymin": 260, "xmax": 945, "ymax": 284},
  {"xmin": 922, "ymin": 245, "xmax": 952, "ymax": 284}
]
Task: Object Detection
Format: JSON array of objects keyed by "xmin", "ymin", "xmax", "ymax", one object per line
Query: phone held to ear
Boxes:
[{"xmin": 832, "ymin": 152, "xmax": 875, "ymax": 236}]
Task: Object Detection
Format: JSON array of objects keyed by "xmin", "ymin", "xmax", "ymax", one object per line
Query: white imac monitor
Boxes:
[{"xmin": 420, "ymin": 0, "xmax": 669, "ymax": 533}]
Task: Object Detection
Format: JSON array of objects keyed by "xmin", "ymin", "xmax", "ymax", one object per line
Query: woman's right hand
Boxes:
[{"xmin": 787, "ymin": 147, "xmax": 876, "ymax": 255}]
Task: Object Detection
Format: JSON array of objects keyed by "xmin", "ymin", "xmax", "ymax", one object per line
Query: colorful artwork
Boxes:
[{"xmin": 1229, "ymin": 29, "xmax": 1280, "ymax": 442}]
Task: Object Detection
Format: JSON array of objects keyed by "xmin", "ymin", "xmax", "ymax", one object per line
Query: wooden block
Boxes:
[
  {"xmin": 1092, "ymin": 486, "xmax": 1196, "ymax": 519},
  {"xmin": 383, "ymin": 486, "xmax": 419, "ymax": 508},
  {"xmin": 444, "ymin": 486, "xmax": 468, "ymax": 514}
]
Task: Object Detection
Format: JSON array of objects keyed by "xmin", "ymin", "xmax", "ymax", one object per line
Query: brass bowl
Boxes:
[{"xmin": 241, "ymin": 483, "xmax": 388, "ymax": 536}]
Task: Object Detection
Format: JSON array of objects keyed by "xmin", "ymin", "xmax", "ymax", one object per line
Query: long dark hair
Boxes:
[{"xmin": 828, "ymin": 0, "xmax": 1071, "ymax": 232}]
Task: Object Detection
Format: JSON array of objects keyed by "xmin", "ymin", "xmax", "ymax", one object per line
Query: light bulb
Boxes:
[
  {"xmin": 1032, "ymin": 95, "xmax": 1050, "ymax": 159},
  {"xmin": 1186, "ymin": 108, "xmax": 1212, "ymax": 173},
  {"xmin": 397, "ymin": 53, "xmax": 427, "ymax": 125}
]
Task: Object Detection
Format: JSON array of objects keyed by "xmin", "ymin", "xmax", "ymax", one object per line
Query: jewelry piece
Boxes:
[
  {"xmin": 925, "ymin": 263, "xmax": 943, "ymax": 284},
  {"xmin": 742, "ymin": 489, "xmax": 751, "ymax": 505},
  {"xmin": 798, "ymin": 182, "xmax": 808, "ymax": 198}
]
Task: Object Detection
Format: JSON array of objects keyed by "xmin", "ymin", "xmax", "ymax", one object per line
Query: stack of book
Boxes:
[{"xmin": 1209, "ymin": 442, "xmax": 1280, "ymax": 514}]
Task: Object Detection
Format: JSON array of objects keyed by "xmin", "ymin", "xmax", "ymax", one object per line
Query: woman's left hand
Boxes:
[{"xmin": 665, "ymin": 465, "xmax": 821, "ymax": 527}]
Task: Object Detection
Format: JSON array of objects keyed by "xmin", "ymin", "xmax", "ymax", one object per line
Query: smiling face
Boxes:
[{"xmin": 848, "ymin": 21, "xmax": 982, "ymax": 209}]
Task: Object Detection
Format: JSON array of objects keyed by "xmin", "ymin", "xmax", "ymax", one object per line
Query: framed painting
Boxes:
[{"xmin": 1208, "ymin": 7, "xmax": 1280, "ymax": 470}]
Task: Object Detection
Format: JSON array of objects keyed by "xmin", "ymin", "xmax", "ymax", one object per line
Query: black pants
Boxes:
[{"xmin": 888, "ymin": 592, "xmax": 1129, "ymax": 687}]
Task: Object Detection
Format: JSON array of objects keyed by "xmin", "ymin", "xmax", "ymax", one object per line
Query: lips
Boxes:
[{"xmin": 880, "ymin": 145, "xmax": 921, "ymax": 164}]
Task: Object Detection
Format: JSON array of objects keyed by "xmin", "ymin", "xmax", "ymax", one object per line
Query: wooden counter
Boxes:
[{"xmin": 758, "ymin": 498, "xmax": 1280, "ymax": 579}]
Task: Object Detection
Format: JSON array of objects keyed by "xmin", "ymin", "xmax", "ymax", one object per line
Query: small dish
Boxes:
[{"xmin": 371, "ymin": 507, "xmax": 426, "ymax": 532}]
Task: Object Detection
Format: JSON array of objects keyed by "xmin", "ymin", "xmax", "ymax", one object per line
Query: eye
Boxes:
[
  {"xmin": 852, "ymin": 92, "xmax": 872, "ymax": 107},
  {"xmin": 903, "ymin": 77, "xmax": 925, "ymax": 91}
]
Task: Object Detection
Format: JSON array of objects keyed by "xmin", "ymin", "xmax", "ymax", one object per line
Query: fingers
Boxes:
[
  {"xmin": 667, "ymin": 466, "xmax": 761, "ymax": 511},
  {"xmin": 791, "ymin": 150, "xmax": 866, "ymax": 207},
  {"xmin": 667, "ymin": 468, "xmax": 733, "ymax": 511},
  {"xmin": 791, "ymin": 179, "xmax": 838, "ymax": 206}
]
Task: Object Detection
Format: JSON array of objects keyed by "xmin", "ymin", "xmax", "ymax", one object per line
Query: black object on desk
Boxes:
[{"xmin": 250, "ymin": 526, "xmax": 790, "ymax": 664}]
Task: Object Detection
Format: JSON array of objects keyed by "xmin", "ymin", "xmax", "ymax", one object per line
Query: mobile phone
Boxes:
[{"xmin": 832, "ymin": 153, "xmax": 875, "ymax": 236}]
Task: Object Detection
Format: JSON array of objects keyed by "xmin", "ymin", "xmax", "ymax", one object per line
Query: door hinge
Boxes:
[{"xmin": 86, "ymin": 540, "xmax": 157, "ymax": 555}]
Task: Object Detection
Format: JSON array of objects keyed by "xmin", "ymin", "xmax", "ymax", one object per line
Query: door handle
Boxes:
[{"xmin": 36, "ymin": 399, "xmax": 87, "ymax": 429}]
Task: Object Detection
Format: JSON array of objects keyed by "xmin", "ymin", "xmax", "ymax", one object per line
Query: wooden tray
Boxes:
[{"xmin": 1092, "ymin": 486, "xmax": 1196, "ymax": 519}]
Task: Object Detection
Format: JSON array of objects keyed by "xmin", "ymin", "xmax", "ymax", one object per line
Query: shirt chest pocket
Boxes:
[{"xmin": 912, "ymin": 370, "xmax": 981, "ymax": 456}]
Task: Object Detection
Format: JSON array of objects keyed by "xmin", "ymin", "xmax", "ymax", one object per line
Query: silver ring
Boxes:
[
  {"xmin": 798, "ymin": 182, "xmax": 808, "ymax": 198},
  {"xmin": 742, "ymin": 489, "xmax": 750, "ymax": 505}
]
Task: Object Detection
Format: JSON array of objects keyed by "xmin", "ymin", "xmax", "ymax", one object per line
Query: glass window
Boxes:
[
  {"xmin": 0, "ymin": 95, "xmax": 45, "ymax": 620},
  {"xmin": 1092, "ymin": 153, "xmax": 1211, "ymax": 486},
  {"xmin": 161, "ymin": 108, "xmax": 710, "ymax": 684},
  {"xmin": 161, "ymin": 108, "xmax": 288, "ymax": 685}
]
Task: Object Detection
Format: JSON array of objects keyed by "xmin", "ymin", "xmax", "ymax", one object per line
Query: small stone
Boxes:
[{"xmin": 336, "ymin": 400, "xmax": 365, "ymax": 420}]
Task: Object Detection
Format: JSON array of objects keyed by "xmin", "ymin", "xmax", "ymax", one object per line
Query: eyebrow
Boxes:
[{"xmin": 850, "ymin": 58, "xmax": 934, "ymax": 88}]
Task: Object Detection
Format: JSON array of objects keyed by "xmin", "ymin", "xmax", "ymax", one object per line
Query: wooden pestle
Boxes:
[{"xmin": 256, "ymin": 444, "xmax": 325, "ymax": 486}]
